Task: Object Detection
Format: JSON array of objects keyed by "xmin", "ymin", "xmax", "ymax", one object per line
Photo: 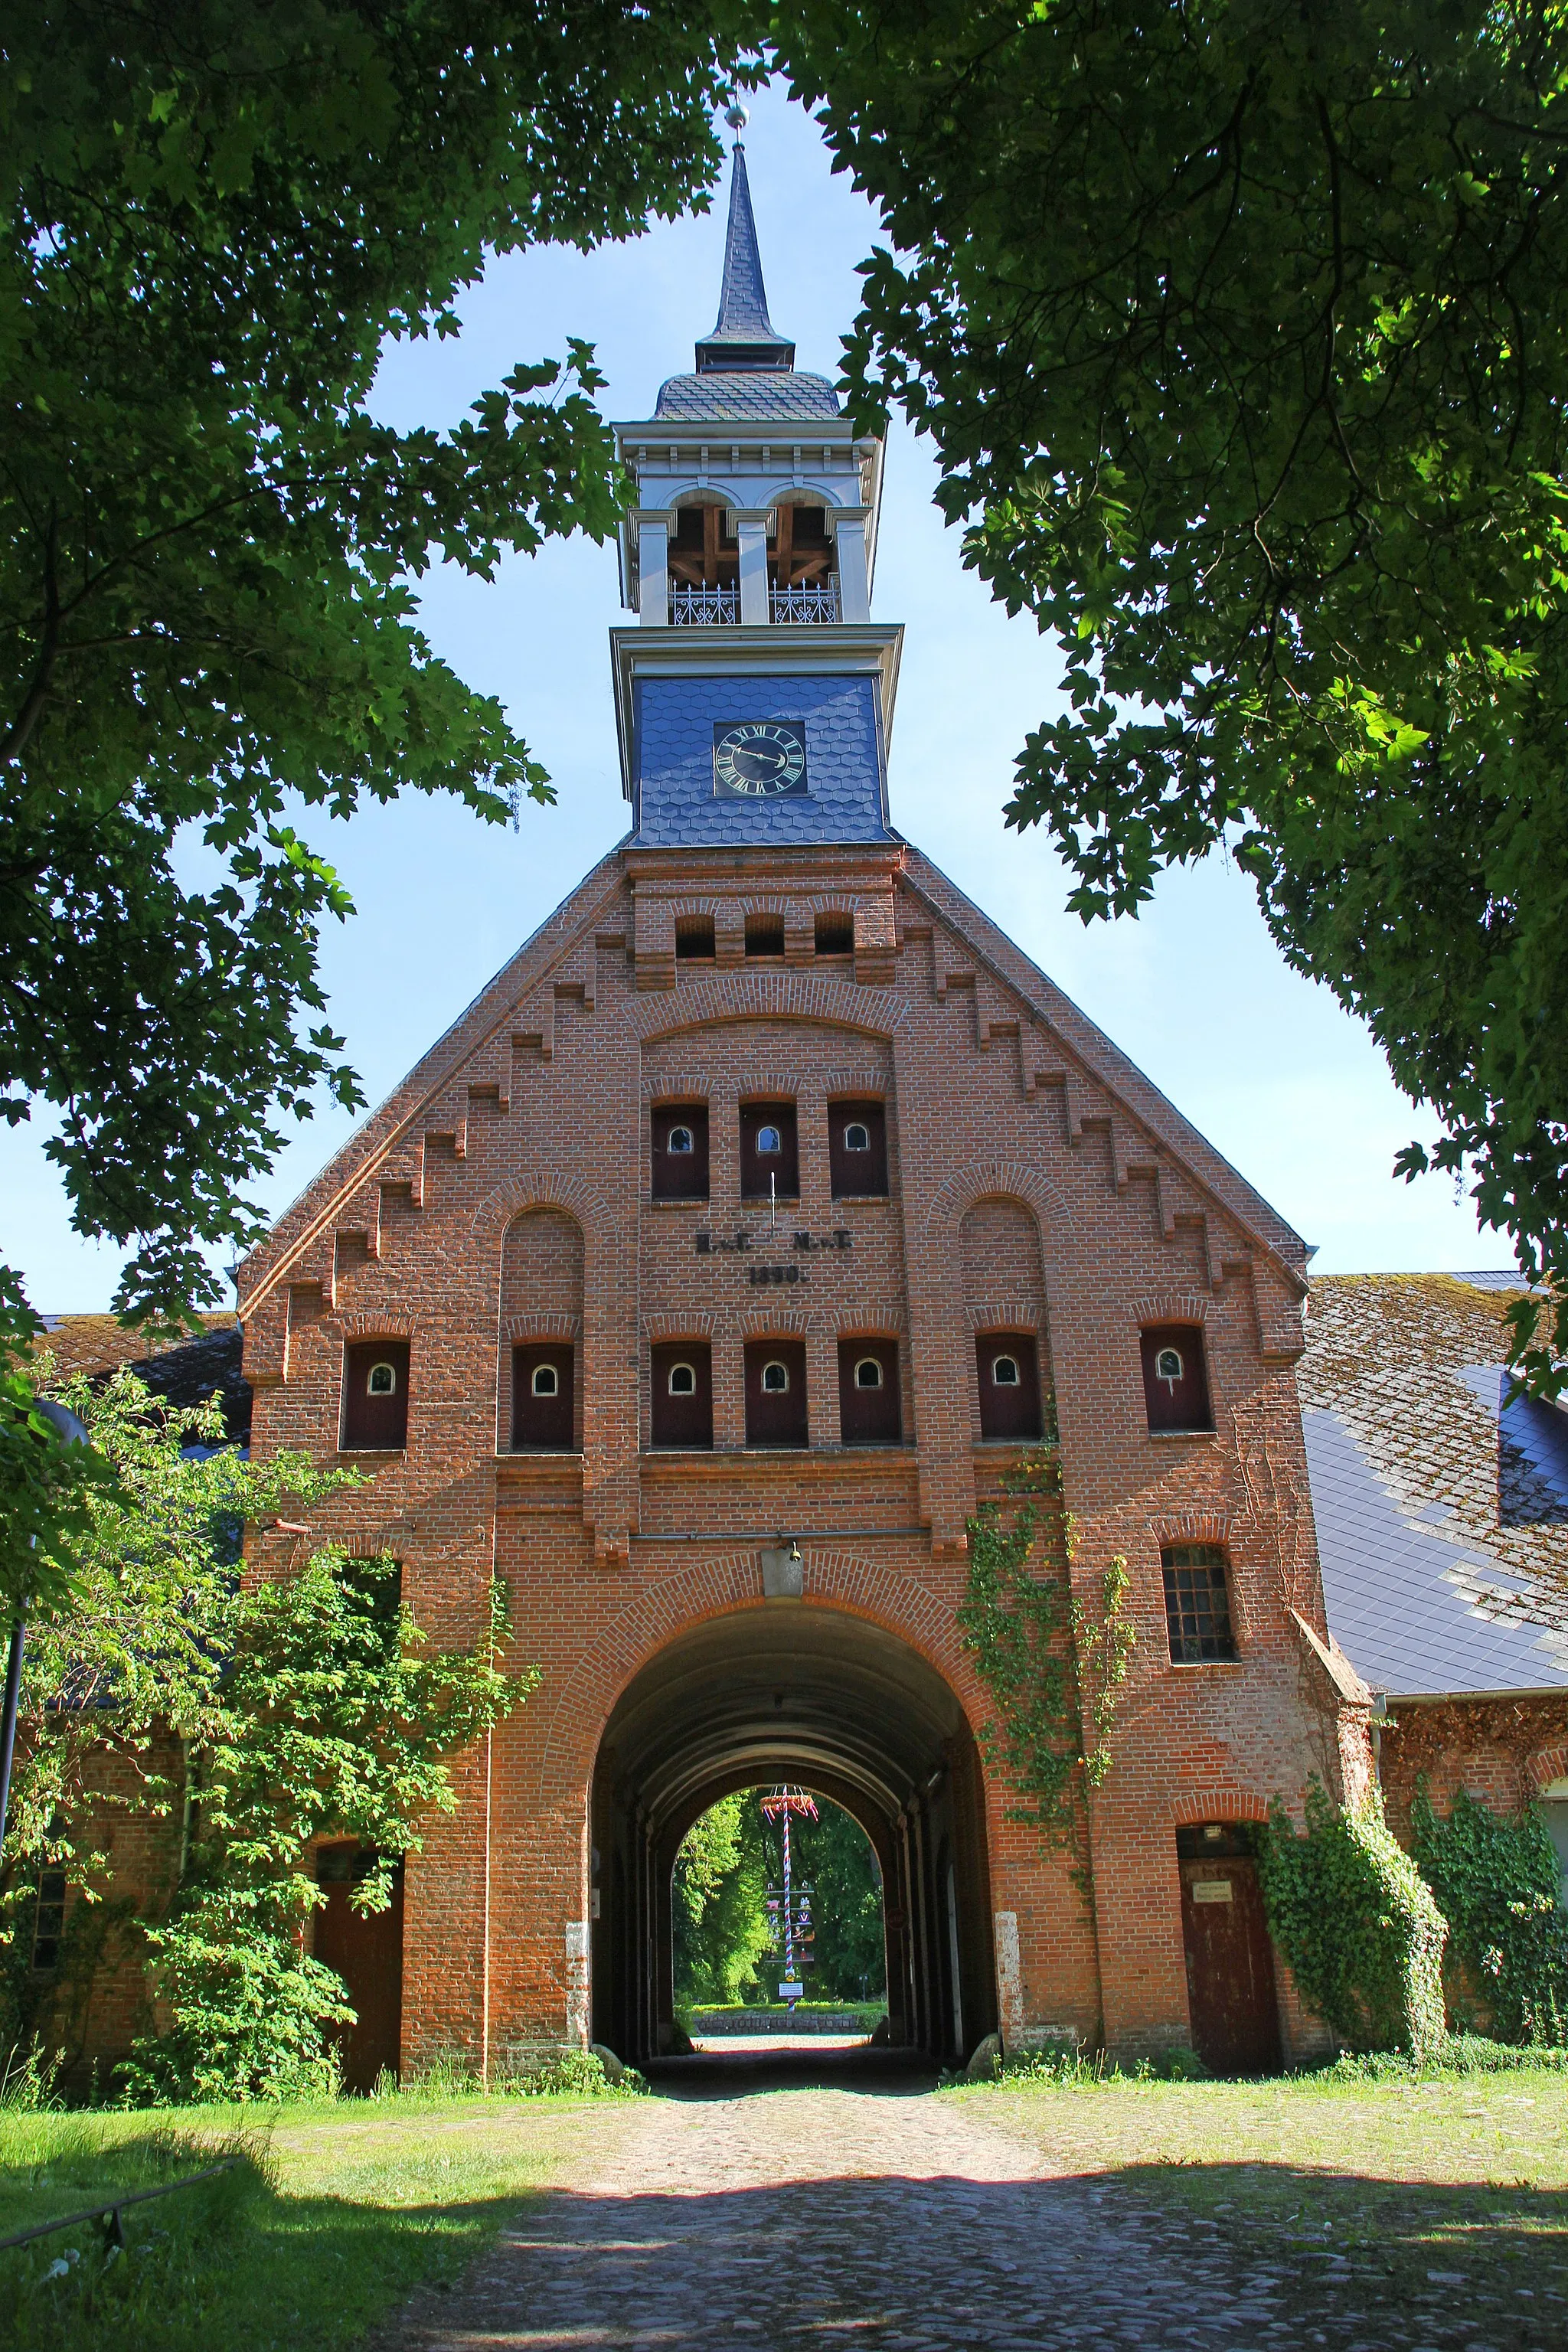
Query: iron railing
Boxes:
[
  {"xmin": 0, "ymin": 2156, "xmax": 243, "ymax": 2256},
  {"xmin": 770, "ymin": 582, "xmax": 841, "ymax": 625},
  {"xmin": 665, "ymin": 581, "xmax": 843, "ymax": 626},
  {"xmin": 668, "ymin": 582, "xmax": 739, "ymax": 626}
]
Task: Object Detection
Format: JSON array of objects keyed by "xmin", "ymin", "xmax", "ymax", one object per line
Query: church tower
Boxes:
[
  {"xmin": 229, "ymin": 131, "xmax": 1364, "ymax": 2090},
  {"xmin": 609, "ymin": 122, "xmax": 897, "ymax": 864}
]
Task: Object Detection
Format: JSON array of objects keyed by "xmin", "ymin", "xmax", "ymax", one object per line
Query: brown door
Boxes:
[
  {"xmin": 315, "ymin": 1847, "xmax": 405, "ymax": 2092},
  {"xmin": 1180, "ymin": 1854, "xmax": 1280, "ymax": 2076}
]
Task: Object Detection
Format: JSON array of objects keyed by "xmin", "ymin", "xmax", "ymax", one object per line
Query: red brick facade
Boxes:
[
  {"xmin": 225, "ymin": 171, "xmax": 1369, "ymax": 2075},
  {"xmin": 232, "ymin": 828, "xmax": 1364, "ymax": 2073}
]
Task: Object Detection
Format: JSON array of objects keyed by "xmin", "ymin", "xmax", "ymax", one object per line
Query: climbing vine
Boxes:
[
  {"xmin": 1256, "ymin": 1779, "xmax": 1448, "ymax": 2057},
  {"xmin": 1410, "ymin": 1784, "xmax": 1568, "ymax": 2045},
  {"xmin": 957, "ymin": 1442, "xmax": 1135, "ymax": 1847}
]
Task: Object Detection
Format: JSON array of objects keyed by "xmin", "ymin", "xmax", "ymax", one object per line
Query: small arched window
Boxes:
[
  {"xmin": 991, "ymin": 1354, "xmax": 1021, "ymax": 1388},
  {"xmin": 756, "ymin": 1124, "xmax": 783, "ymax": 1157},
  {"xmin": 531, "ymin": 1364, "xmax": 560, "ymax": 1398},
  {"xmin": 668, "ymin": 1361, "xmax": 697, "ymax": 1396},
  {"xmin": 854, "ymin": 1357, "xmax": 884, "ymax": 1390},
  {"xmin": 1155, "ymin": 1345, "xmax": 1184, "ymax": 1388},
  {"xmin": 761, "ymin": 1359, "xmax": 790, "ymax": 1393},
  {"xmin": 368, "ymin": 1361, "xmax": 397, "ymax": 1396},
  {"xmin": 666, "ymin": 1125, "xmax": 694, "ymax": 1156},
  {"xmin": 843, "ymin": 1122, "xmax": 871, "ymax": 1153}
]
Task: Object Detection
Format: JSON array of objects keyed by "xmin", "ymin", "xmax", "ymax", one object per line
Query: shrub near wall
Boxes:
[
  {"xmin": 1411, "ymin": 1785, "xmax": 1568, "ymax": 2045},
  {"xmin": 1258, "ymin": 1781, "xmax": 1447, "ymax": 2056}
]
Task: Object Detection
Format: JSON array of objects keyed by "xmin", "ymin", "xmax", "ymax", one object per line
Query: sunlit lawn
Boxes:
[
  {"xmin": 962, "ymin": 2065, "xmax": 1568, "ymax": 2344},
  {"xmin": 0, "ymin": 2086, "xmax": 635, "ymax": 2352}
]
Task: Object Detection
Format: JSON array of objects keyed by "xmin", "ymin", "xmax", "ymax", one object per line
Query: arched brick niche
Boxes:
[{"xmin": 499, "ymin": 1208, "xmax": 584, "ymax": 1452}]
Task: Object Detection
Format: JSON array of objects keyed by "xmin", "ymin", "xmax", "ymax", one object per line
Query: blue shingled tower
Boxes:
[{"xmin": 609, "ymin": 126, "xmax": 900, "ymax": 850}]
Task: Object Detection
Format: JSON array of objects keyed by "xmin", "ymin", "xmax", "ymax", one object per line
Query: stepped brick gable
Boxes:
[{"xmin": 234, "ymin": 139, "xmax": 1366, "ymax": 2077}]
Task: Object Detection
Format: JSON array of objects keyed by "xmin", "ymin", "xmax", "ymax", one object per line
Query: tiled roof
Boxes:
[
  {"xmin": 653, "ymin": 371, "xmax": 841, "ymax": 421},
  {"xmin": 31, "ymin": 1315, "xmax": 250, "ymax": 1446},
  {"xmin": 32, "ymin": 1312, "xmax": 235, "ymax": 1380},
  {"xmin": 1302, "ymin": 1274, "xmax": 1568, "ymax": 1697}
]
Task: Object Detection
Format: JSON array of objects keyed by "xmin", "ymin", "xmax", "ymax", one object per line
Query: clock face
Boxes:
[{"xmin": 713, "ymin": 719, "xmax": 808, "ymax": 800}]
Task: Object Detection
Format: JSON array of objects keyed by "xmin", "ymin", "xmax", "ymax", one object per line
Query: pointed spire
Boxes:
[{"xmin": 694, "ymin": 132, "xmax": 795, "ymax": 374}]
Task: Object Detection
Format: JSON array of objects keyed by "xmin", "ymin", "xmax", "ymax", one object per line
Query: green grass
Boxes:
[
  {"xmin": 959, "ymin": 2060, "xmax": 1568, "ymax": 2342},
  {"xmin": 0, "ymin": 2082, "xmax": 635, "ymax": 2352}
]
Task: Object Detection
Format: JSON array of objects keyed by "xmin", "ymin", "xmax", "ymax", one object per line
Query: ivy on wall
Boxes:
[
  {"xmin": 1410, "ymin": 1784, "xmax": 1568, "ymax": 2045},
  {"xmin": 1257, "ymin": 1779, "xmax": 1447, "ymax": 2057},
  {"xmin": 958, "ymin": 1442, "xmax": 1135, "ymax": 1848}
]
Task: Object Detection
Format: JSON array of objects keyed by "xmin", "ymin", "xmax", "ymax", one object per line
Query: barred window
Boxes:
[
  {"xmin": 1161, "ymin": 1544, "xmax": 1236, "ymax": 1663},
  {"xmin": 31, "ymin": 1869, "xmax": 67, "ymax": 1971}
]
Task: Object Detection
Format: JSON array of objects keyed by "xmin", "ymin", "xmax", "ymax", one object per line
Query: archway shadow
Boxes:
[{"xmin": 646, "ymin": 2039, "xmax": 939, "ymax": 2099}]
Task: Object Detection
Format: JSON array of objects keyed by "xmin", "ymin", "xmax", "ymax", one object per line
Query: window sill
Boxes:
[
  {"xmin": 1165, "ymin": 1657, "xmax": 1243, "ymax": 1670},
  {"xmin": 497, "ymin": 1449, "xmax": 583, "ymax": 1461},
  {"xmin": 648, "ymin": 1195, "xmax": 709, "ymax": 1210},
  {"xmin": 337, "ymin": 1446, "xmax": 406, "ymax": 1458},
  {"xmin": 831, "ymin": 1193, "xmax": 892, "ymax": 1206},
  {"xmin": 1146, "ymin": 1426, "xmax": 1217, "ymax": 1441}
]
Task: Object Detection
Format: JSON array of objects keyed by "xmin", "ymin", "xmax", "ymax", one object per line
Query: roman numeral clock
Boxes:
[{"xmin": 713, "ymin": 719, "xmax": 808, "ymax": 800}]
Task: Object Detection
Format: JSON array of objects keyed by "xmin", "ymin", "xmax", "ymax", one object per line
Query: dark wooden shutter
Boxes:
[
  {"xmin": 511, "ymin": 1343, "xmax": 575, "ymax": 1450},
  {"xmin": 652, "ymin": 1102, "xmax": 709, "ymax": 1200},
  {"xmin": 828, "ymin": 1099, "xmax": 889, "ymax": 1197},
  {"xmin": 341, "ymin": 1341, "xmax": 410, "ymax": 1450},
  {"xmin": 740, "ymin": 1100, "xmax": 799, "ymax": 1200},
  {"xmin": 744, "ymin": 1338, "xmax": 808, "ymax": 1447},
  {"xmin": 651, "ymin": 1342, "xmax": 713, "ymax": 1449},
  {"xmin": 838, "ymin": 1338, "xmax": 901, "ymax": 1443},
  {"xmin": 1141, "ymin": 1324, "xmax": 1213, "ymax": 1431},
  {"xmin": 975, "ymin": 1334, "xmax": 1043, "ymax": 1441}
]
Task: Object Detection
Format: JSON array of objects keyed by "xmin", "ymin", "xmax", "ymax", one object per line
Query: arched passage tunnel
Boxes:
[{"xmin": 590, "ymin": 1606, "xmax": 997, "ymax": 2068}]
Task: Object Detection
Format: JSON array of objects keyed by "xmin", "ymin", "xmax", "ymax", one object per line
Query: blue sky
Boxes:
[{"xmin": 3, "ymin": 83, "xmax": 1511, "ymax": 1312}]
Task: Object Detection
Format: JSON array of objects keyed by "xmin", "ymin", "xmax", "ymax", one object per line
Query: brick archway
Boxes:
[{"xmin": 583, "ymin": 1595, "xmax": 997, "ymax": 2070}]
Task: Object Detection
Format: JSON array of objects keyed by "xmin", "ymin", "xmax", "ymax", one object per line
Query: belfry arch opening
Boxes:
[{"xmin": 589, "ymin": 1606, "xmax": 996, "ymax": 2068}]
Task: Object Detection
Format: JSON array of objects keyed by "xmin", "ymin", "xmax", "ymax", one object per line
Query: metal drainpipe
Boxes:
[{"xmin": 0, "ymin": 1399, "xmax": 90, "ymax": 1862}]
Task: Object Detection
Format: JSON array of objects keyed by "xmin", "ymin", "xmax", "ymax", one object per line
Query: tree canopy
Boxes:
[
  {"xmin": 777, "ymin": 0, "xmax": 1568, "ymax": 1387},
  {"xmin": 2, "ymin": 2, "xmax": 742, "ymax": 1333},
  {"xmin": 2, "ymin": 1360, "xmax": 529, "ymax": 2097}
]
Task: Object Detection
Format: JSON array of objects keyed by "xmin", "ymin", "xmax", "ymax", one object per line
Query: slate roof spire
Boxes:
[{"xmin": 694, "ymin": 121, "xmax": 795, "ymax": 374}]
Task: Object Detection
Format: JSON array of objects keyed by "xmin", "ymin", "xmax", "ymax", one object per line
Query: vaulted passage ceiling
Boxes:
[{"xmin": 597, "ymin": 1606, "xmax": 969, "ymax": 1845}]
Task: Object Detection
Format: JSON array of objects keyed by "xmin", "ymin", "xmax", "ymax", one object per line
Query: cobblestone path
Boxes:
[{"xmin": 387, "ymin": 2063, "xmax": 1296, "ymax": 2352}]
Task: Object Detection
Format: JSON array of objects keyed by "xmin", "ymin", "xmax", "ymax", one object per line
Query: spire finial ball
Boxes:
[{"xmin": 724, "ymin": 102, "xmax": 750, "ymax": 134}]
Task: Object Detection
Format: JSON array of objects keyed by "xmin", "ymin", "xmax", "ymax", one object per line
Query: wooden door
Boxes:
[
  {"xmin": 315, "ymin": 1849, "xmax": 405, "ymax": 2092},
  {"xmin": 1180, "ymin": 1854, "xmax": 1280, "ymax": 2076}
]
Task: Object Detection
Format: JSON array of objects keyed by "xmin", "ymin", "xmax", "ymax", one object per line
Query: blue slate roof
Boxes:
[
  {"xmin": 1302, "ymin": 1274, "xmax": 1568, "ymax": 1698},
  {"xmin": 653, "ymin": 370, "xmax": 841, "ymax": 420},
  {"xmin": 1306, "ymin": 1406, "xmax": 1568, "ymax": 1697},
  {"xmin": 694, "ymin": 142, "xmax": 793, "ymax": 371}
]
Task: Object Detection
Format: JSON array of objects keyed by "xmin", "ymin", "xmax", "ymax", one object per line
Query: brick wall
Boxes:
[{"xmin": 229, "ymin": 830, "xmax": 1353, "ymax": 2070}]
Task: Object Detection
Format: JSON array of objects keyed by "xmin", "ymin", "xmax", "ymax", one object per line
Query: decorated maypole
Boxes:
[{"xmin": 761, "ymin": 1785, "xmax": 817, "ymax": 2010}]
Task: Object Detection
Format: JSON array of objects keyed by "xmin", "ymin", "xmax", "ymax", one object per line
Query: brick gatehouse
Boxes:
[{"xmin": 236, "ymin": 140, "xmax": 1369, "ymax": 2082}]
